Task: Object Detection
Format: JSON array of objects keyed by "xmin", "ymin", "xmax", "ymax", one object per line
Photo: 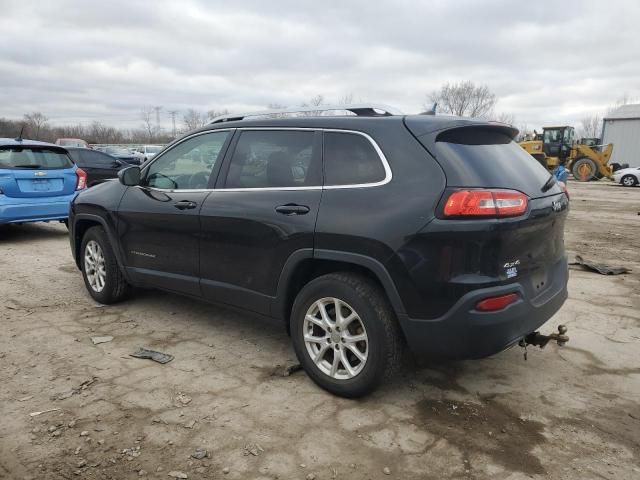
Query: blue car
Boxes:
[{"xmin": 0, "ymin": 138, "xmax": 86, "ymax": 225}]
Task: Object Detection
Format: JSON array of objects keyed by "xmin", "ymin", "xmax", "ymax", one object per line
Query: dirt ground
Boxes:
[{"xmin": 1, "ymin": 180, "xmax": 639, "ymax": 480}]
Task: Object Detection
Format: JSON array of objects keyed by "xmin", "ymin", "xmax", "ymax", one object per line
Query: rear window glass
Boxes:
[
  {"xmin": 0, "ymin": 147, "xmax": 73, "ymax": 169},
  {"xmin": 434, "ymin": 128, "xmax": 550, "ymax": 192},
  {"xmin": 323, "ymin": 132, "xmax": 386, "ymax": 186}
]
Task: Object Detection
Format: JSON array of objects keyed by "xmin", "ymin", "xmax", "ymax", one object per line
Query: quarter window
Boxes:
[
  {"xmin": 224, "ymin": 130, "xmax": 320, "ymax": 188},
  {"xmin": 144, "ymin": 131, "xmax": 229, "ymax": 190},
  {"xmin": 323, "ymin": 132, "xmax": 385, "ymax": 186}
]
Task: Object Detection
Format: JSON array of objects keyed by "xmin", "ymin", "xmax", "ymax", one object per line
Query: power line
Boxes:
[
  {"xmin": 153, "ymin": 106, "xmax": 163, "ymax": 130},
  {"xmin": 167, "ymin": 110, "xmax": 179, "ymax": 138}
]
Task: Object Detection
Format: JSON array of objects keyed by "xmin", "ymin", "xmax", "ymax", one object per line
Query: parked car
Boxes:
[
  {"xmin": 133, "ymin": 145, "xmax": 163, "ymax": 162},
  {"xmin": 1, "ymin": 138, "xmax": 86, "ymax": 225},
  {"xmin": 66, "ymin": 147, "xmax": 130, "ymax": 187},
  {"xmin": 612, "ymin": 166, "xmax": 640, "ymax": 187},
  {"xmin": 103, "ymin": 147, "xmax": 140, "ymax": 165},
  {"xmin": 68, "ymin": 105, "xmax": 569, "ymax": 397},
  {"xmin": 55, "ymin": 138, "xmax": 89, "ymax": 148}
]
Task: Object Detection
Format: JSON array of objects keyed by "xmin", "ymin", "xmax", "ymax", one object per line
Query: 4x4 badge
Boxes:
[{"xmin": 504, "ymin": 259, "xmax": 520, "ymax": 278}]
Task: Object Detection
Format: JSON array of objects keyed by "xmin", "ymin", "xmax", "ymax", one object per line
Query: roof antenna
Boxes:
[
  {"xmin": 420, "ymin": 102, "xmax": 437, "ymax": 116},
  {"xmin": 15, "ymin": 124, "xmax": 25, "ymax": 142}
]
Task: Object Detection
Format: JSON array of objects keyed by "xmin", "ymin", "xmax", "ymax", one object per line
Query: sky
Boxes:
[{"xmin": 0, "ymin": 0, "xmax": 638, "ymax": 131}]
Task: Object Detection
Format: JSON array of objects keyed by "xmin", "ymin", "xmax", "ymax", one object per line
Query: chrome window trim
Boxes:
[
  {"xmin": 139, "ymin": 127, "xmax": 392, "ymax": 193},
  {"xmin": 321, "ymin": 128, "xmax": 392, "ymax": 190}
]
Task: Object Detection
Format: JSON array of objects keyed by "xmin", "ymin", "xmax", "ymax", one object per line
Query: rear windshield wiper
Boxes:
[
  {"xmin": 541, "ymin": 174, "xmax": 556, "ymax": 192},
  {"xmin": 12, "ymin": 164, "xmax": 43, "ymax": 169}
]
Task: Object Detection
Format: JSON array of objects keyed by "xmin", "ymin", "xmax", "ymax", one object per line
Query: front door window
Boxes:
[{"xmin": 145, "ymin": 131, "xmax": 230, "ymax": 190}]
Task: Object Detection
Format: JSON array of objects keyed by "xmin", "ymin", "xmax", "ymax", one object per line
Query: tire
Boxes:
[
  {"xmin": 80, "ymin": 226, "xmax": 130, "ymax": 304},
  {"xmin": 621, "ymin": 174, "xmax": 638, "ymax": 187},
  {"xmin": 290, "ymin": 272, "xmax": 403, "ymax": 398},
  {"xmin": 571, "ymin": 157, "xmax": 598, "ymax": 181}
]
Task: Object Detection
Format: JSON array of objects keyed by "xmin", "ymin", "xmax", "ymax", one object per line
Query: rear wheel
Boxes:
[
  {"xmin": 290, "ymin": 273, "xmax": 402, "ymax": 398},
  {"xmin": 621, "ymin": 174, "xmax": 638, "ymax": 187},
  {"xmin": 81, "ymin": 226, "xmax": 130, "ymax": 304},
  {"xmin": 571, "ymin": 157, "xmax": 598, "ymax": 181}
]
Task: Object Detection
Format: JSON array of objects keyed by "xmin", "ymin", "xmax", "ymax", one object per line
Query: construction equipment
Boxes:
[{"xmin": 519, "ymin": 126, "xmax": 614, "ymax": 181}]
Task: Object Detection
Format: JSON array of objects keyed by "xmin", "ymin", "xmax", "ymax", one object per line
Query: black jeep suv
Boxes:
[{"xmin": 69, "ymin": 105, "xmax": 569, "ymax": 397}]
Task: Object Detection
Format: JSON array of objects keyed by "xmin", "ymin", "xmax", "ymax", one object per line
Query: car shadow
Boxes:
[{"xmin": 0, "ymin": 222, "xmax": 69, "ymax": 244}]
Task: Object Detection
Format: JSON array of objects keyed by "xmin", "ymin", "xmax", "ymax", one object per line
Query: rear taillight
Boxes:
[
  {"xmin": 443, "ymin": 189, "xmax": 528, "ymax": 218},
  {"xmin": 558, "ymin": 181, "xmax": 569, "ymax": 200},
  {"xmin": 475, "ymin": 293, "xmax": 519, "ymax": 312},
  {"xmin": 76, "ymin": 168, "xmax": 87, "ymax": 190}
]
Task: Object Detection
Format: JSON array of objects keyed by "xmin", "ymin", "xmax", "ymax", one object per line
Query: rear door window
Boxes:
[
  {"xmin": 0, "ymin": 147, "xmax": 73, "ymax": 169},
  {"xmin": 223, "ymin": 130, "xmax": 320, "ymax": 188},
  {"xmin": 323, "ymin": 132, "xmax": 386, "ymax": 186}
]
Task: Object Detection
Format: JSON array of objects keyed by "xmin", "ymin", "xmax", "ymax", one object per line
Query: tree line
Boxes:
[{"xmin": 8, "ymin": 81, "xmax": 622, "ymax": 144}]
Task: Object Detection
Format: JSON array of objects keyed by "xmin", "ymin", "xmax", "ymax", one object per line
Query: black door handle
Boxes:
[
  {"xmin": 275, "ymin": 204, "xmax": 310, "ymax": 215},
  {"xmin": 174, "ymin": 200, "xmax": 197, "ymax": 210}
]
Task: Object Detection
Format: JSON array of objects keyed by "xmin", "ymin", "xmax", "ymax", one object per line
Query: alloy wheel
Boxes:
[
  {"xmin": 84, "ymin": 240, "xmax": 107, "ymax": 292},
  {"xmin": 303, "ymin": 297, "xmax": 369, "ymax": 380}
]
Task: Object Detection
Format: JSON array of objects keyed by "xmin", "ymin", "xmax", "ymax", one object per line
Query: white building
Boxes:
[{"xmin": 601, "ymin": 104, "xmax": 640, "ymax": 167}]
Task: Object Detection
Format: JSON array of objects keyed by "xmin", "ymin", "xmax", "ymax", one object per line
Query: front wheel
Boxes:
[
  {"xmin": 290, "ymin": 273, "xmax": 403, "ymax": 398},
  {"xmin": 621, "ymin": 175, "xmax": 638, "ymax": 187},
  {"xmin": 81, "ymin": 226, "xmax": 130, "ymax": 304},
  {"xmin": 571, "ymin": 157, "xmax": 598, "ymax": 181}
]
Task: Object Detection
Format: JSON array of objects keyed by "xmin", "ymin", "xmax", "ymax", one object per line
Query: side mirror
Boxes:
[{"xmin": 118, "ymin": 166, "xmax": 141, "ymax": 186}]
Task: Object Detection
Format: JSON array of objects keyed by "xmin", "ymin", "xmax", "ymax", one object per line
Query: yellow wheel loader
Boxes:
[{"xmin": 519, "ymin": 126, "xmax": 613, "ymax": 181}]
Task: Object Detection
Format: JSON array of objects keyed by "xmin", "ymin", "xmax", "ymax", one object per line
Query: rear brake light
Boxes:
[
  {"xmin": 558, "ymin": 181, "xmax": 569, "ymax": 200},
  {"xmin": 76, "ymin": 168, "xmax": 87, "ymax": 190},
  {"xmin": 475, "ymin": 293, "xmax": 519, "ymax": 312},
  {"xmin": 443, "ymin": 189, "xmax": 528, "ymax": 217}
]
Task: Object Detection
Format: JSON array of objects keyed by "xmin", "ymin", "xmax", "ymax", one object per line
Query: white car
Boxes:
[
  {"xmin": 134, "ymin": 145, "xmax": 164, "ymax": 162},
  {"xmin": 612, "ymin": 167, "xmax": 640, "ymax": 187}
]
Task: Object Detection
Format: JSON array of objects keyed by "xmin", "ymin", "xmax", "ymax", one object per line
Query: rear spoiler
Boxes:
[{"xmin": 435, "ymin": 124, "xmax": 519, "ymax": 144}]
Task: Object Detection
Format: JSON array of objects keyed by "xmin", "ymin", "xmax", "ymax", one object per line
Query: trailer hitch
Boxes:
[{"xmin": 519, "ymin": 325, "xmax": 568, "ymax": 360}]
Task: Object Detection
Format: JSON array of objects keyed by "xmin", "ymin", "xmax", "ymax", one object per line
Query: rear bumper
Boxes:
[
  {"xmin": 400, "ymin": 256, "xmax": 569, "ymax": 360},
  {"xmin": 0, "ymin": 193, "xmax": 77, "ymax": 224}
]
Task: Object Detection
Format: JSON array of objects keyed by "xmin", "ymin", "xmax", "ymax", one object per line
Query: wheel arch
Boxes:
[
  {"xmin": 72, "ymin": 214, "xmax": 129, "ymax": 281},
  {"xmin": 274, "ymin": 249, "xmax": 407, "ymax": 334}
]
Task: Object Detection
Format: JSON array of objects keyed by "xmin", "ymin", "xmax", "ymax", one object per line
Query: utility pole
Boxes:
[
  {"xmin": 167, "ymin": 110, "xmax": 179, "ymax": 138},
  {"xmin": 153, "ymin": 106, "xmax": 162, "ymax": 131}
]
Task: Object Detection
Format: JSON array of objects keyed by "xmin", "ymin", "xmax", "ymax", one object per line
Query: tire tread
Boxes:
[{"xmin": 81, "ymin": 226, "xmax": 129, "ymax": 304}]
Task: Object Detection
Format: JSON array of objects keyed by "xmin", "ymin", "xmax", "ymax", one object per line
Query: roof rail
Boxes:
[{"xmin": 209, "ymin": 103, "xmax": 404, "ymax": 124}]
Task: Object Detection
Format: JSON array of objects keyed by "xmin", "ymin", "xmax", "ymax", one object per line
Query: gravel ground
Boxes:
[{"xmin": 1, "ymin": 180, "xmax": 639, "ymax": 480}]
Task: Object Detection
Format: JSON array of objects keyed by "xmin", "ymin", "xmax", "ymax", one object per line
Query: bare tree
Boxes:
[
  {"xmin": 606, "ymin": 93, "xmax": 636, "ymax": 116},
  {"xmin": 337, "ymin": 92, "xmax": 355, "ymax": 105},
  {"xmin": 23, "ymin": 112, "xmax": 49, "ymax": 139},
  {"xmin": 428, "ymin": 81, "xmax": 497, "ymax": 118},
  {"xmin": 206, "ymin": 109, "xmax": 230, "ymax": 121},
  {"xmin": 182, "ymin": 109, "xmax": 207, "ymax": 131},
  {"xmin": 578, "ymin": 114, "xmax": 602, "ymax": 139},
  {"xmin": 492, "ymin": 112, "xmax": 516, "ymax": 126},
  {"xmin": 266, "ymin": 103, "xmax": 288, "ymax": 119},
  {"xmin": 140, "ymin": 106, "xmax": 158, "ymax": 142},
  {"xmin": 300, "ymin": 94, "xmax": 325, "ymax": 116}
]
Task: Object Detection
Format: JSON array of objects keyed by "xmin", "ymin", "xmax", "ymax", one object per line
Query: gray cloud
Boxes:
[{"xmin": 0, "ymin": 0, "xmax": 637, "ymax": 130}]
